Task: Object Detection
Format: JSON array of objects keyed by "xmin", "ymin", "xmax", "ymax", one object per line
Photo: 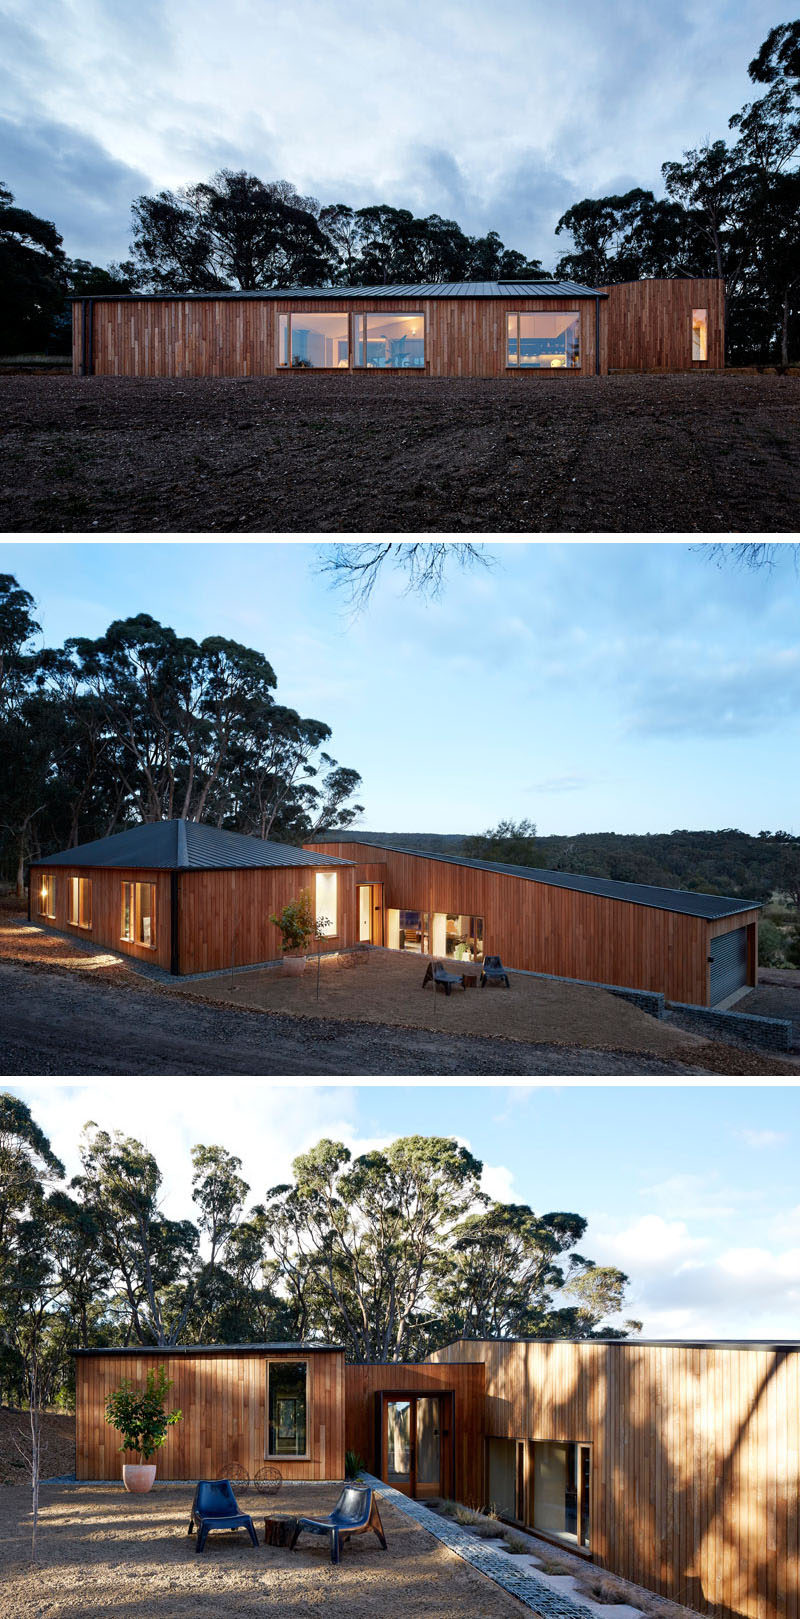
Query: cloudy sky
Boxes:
[
  {"xmin": 7, "ymin": 1080, "xmax": 800, "ymax": 1339},
  {"xmin": 0, "ymin": 1, "xmax": 779, "ymax": 266},
  {"xmin": 4, "ymin": 539, "xmax": 800, "ymax": 836}
]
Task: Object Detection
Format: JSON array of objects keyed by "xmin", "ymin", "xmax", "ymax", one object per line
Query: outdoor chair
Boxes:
[
  {"xmin": 422, "ymin": 961, "xmax": 464, "ymax": 995},
  {"xmin": 480, "ymin": 954, "xmax": 510, "ymax": 988},
  {"xmin": 289, "ymin": 1483, "xmax": 387, "ymax": 1566},
  {"xmin": 187, "ymin": 1478, "xmax": 260, "ymax": 1553}
]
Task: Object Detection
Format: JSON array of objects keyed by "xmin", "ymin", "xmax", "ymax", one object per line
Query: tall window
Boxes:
[
  {"xmin": 68, "ymin": 876, "xmax": 92, "ymax": 929},
  {"xmin": 533, "ymin": 1442, "xmax": 591, "ymax": 1548},
  {"xmin": 431, "ymin": 914, "xmax": 484, "ymax": 961},
  {"xmin": 315, "ymin": 871, "xmax": 337, "ymax": 937},
  {"xmin": 121, "ymin": 881, "xmax": 156, "ymax": 947},
  {"xmin": 38, "ymin": 874, "xmax": 55, "ymax": 918},
  {"xmin": 507, "ymin": 312, "xmax": 580, "ymax": 369},
  {"xmin": 692, "ymin": 308, "xmax": 708, "ymax": 361},
  {"xmin": 278, "ymin": 312, "xmax": 349, "ymax": 368},
  {"xmin": 354, "ymin": 313, "xmax": 425, "ymax": 368},
  {"xmin": 267, "ymin": 1361, "xmax": 308, "ymax": 1457}
]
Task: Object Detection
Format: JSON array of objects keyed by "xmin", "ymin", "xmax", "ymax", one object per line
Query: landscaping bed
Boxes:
[
  {"xmin": 1, "ymin": 372, "xmax": 798, "ymax": 532},
  {"xmin": 0, "ymin": 1483, "xmax": 533, "ymax": 1619}
]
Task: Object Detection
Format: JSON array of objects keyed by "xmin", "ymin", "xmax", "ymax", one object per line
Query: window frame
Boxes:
[
  {"xmin": 277, "ymin": 311, "xmax": 352, "ymax": 371},
  {"xmin": 68, "ymin": 876, "xmax": 92, "ymax": 930},
  {"xmin": 266, "ymin": 1358, "xmax": 310, "ymax": 1460},
  {"xmin": 692, "ymin": 307, "xmax": 708, "ymax": 362},
  {"xmin": 530, "ymin": 1439, "xmax": 592, "ymax": 1554},
  {"xmin": 353, "ymin": 311, "xmax": 426, "ymax": 370},
  {"xmin": 506, "ymin": 310, "xmax": 581, "ymax": 370},
  {"xmin": 37, "ymin": 873, "xmax": 56, "ymax": 919},
  {"xmin": 314, "ymin": 870, "xmax": 338, "ymax": 938},
  {"xmin": 120, "ymin": 880, "xmax": 157, "ymax": 949}
]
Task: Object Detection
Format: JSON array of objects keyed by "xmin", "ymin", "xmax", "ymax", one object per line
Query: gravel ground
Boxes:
[
  {"xmin": 0, "ymin": 1483, "xmax": 531, "ymax": 1619},
  {"xmin": 735, "ymin": 982, "xmax": 800, "ymax": 1039},
  {"xmin": 1, "ymin": 373, "xmax": 798, "ymax": 532}
]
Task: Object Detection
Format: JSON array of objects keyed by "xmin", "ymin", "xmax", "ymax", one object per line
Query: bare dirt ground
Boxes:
[
  {"xmin": 738, "ymin": 978, "xmax": 800, "ymax": 1041},
  {"xmin": 0, "ymin": 1410, "xmax": 74, "ymax": 1486},
  {"xmin": 0, "ymin": 1483, "xmax": 530, "ymax": 1619},
  {"xmin": 1, "ymin": 373, "xmax": 798, "ymax": 532}
]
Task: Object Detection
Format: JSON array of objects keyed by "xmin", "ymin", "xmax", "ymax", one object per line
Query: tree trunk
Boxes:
[{"xmin": 780, "ymin": 289, "xmax": 790, "ymax": 368}]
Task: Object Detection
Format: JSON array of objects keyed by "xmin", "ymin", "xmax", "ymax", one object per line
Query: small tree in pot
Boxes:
[
  {"xmin": 104, "ymin": 1366, "xmax": 182, "ymax": 1493},
  {"xmin": 270, "ymin": 890, "xmax": 314, "ymax": 974}
]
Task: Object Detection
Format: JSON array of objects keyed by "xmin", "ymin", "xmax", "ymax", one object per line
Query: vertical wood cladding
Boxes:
[
  {"xmin": 75, "ymin": 1348, "xmax": 345, "ymax": 1481},
  {"xmin": 177, "ymin": 863, "xmax": 357, "ymax": 974},
  {"xmin": 28, "ymin": 864, "xmax": 173, "ymax": 973},
  {"xmin": 305, "ymin": 842, "xmax": 758, "ymax": 1006},
  {"xmin": 428, "ymin": 1339, "xmax": 798, "ymax": 1619},
  {"xmin": 344, "ymin": 1362, "xmax": 485, "ymax": 1506},
  {"xmin": 601, "ymin": 278, "xmax": 725, "ymax": 371},
  {"xmin": 73, "ymin": 296, "xmax": 601, "ymax": 378}
]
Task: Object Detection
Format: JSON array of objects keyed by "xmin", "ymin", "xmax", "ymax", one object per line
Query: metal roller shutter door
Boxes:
[{"xmin": 709, "ymin": 926, "xmax": 748, "ymax": 1005}]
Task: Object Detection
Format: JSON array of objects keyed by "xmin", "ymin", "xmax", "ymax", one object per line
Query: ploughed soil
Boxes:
[
  {"xmin": 2, "ymin": 913, "xmax": 798, "ymax": 1076},
  {"xmin": 0, "ymin": 1484, "xmax": 532, "ymax": 1619},
  {"xmin": 0, "ymin": 1410, "xmax": 74, "ymax": 1486},
  {"xmin": 1, "ymin": 372, "xmax": 798, "ymax": 532}
]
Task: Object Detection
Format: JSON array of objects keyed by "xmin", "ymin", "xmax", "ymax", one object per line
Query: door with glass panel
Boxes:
[
  {"xmin": 358, "ymin": 883, "xmax": 384, "ymax": 945},
  {"xmin": 383, "ymin": 1395, "xmax": 442, "ymax": 1498}
]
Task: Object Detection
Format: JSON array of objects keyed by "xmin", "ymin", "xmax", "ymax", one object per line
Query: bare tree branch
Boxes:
[{"xmin": 316, "ymin": 543, "xmax": 493, "ymax": 609}]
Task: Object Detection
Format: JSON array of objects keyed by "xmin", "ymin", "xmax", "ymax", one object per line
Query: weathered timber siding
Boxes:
[
  {"xmin": 28, "ymin": 864, "xmax": 173, "ymax": 973},
  {"xmin": 75, "ymin": 1348, "xmax": 345, "ymax": 1481},
  {"xmin": 428, "ymin": 1338, "xmax": 799, "ymax": 1619},
  {"xmin": 344, "ymin": 1361, "xmax": 485, "ymax": 1506},
  {"xmin": 177, "ymin": 863, "xmax": 357, "ymax": 974},
  {"xmin": 304, "ymin": 842, "xmax": 759, "ymax": 1006},
  {"xmin": 601, "ymin": 278, "xmax": 725, "ymax": 370},
  {"xmin": 73, "ymin": 297, "xmax": 602, "ymax": 378}
]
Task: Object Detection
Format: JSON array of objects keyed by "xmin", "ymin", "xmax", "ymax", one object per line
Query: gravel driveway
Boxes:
[{"xmin": 0, "ymin": 961, "xmax": 707, "ymax": 1076}]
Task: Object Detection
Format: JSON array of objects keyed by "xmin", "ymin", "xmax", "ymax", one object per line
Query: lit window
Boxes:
[
  {"xmin": 354, "ymin": 313, "xmax": 425, "ymax": 368},
  {"xmin": 507, "ymin": 312, "xmax": 580, "ymax": 369},
  {"xmin": 38, "ymin": 874, "xmax": 55, "ymax": 918},
  {"xmin": 692, "ymin": 308, "xmax": 708, "ymax": 361},
  {"xmin": 278, "ymin": 312, "xmax": 349, "ymax": 368},
  {"xmin": 533, "ymin": 1442, "xmax": 591, "ymax": 1548},
  {"xmin": 121, "ymin": 881, "xmax": 156, "ymax": 947},
  {"xmin": 430, "ymin": 913, "xmax": 484, "ymax": 961},
  {"xmin": 315, "ymin": 871, "xmax": 337, "ymax": 937},
  {"xmin": 121, "ymin": 882, "xmax": 133, "ymax": 941},
  {"xmin": 68, "ymin": 876, "xmax": 92, "ymax": 929},
  {"xmin": 267, "ymin": 1361, "xmax": 307, "ymax": 1457}
]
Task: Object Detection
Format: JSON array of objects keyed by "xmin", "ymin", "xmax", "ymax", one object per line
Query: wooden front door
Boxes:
[
  {"xmin": 358, "ymin": 883, "xmax": 384, "ymax": 945},
  {"xmin": 382, "ymin": 1394, "xmax": 443, "ymax": 1498}
]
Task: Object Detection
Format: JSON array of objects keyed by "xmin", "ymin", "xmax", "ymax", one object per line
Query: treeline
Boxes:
[
  {"xmin": 0, "ymin": 1097, "xmax": 639, "ymax": 1407},
  {"xmin": 2, "ymin": 21, "xmax": 797, "ymax": 361},
  {"xmin": 0, "ymin": 574, "xmax": 363, "ymax": 891}
]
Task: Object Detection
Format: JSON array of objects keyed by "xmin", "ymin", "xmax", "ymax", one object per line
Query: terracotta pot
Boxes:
[
  {"xmin": 282, "ymin": 955, "xmax": 306, "ymax": 976},
  {"xmin": 122, "ymin": 1464, "xmax": 157, "ymax": 1493}
]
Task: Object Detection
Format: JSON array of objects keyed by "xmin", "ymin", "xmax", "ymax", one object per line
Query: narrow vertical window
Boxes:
[
  {"xmin": 507, "ymin": 313, "xmax": 519, "ymax": 366},
  {"xmin": 267, "ymin": 1361, "xmax": 307, "ymax": 1456},
  {"xmin": 136, "ymin": 882, "xmax": 155, "ymax": 947},
  {"xmin": 692, "ymin": 308, "xmax": 707, "ymax": 361},
  {"xmin": 278, "ymin": 313, "xmax": 289, "ymax": 368},
  {"xmin": 314, "ymin": 871, "xmax": 337, "ymax": 937},
  {"xmin": 70, "ymin": 877, "xmax": 91, "ymax": 928},
  {"xmin": 38, "ymin": 874, "xmax": 55, "ymax": 918},
  {"xmin": 121, "ymin": 882, "xmax": 133, "ymax": 941}
]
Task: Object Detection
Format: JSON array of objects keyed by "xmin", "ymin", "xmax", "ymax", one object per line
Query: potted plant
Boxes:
[
  {"xmin": 104, "ymin": 1366, "xmax": 182, "ymax": 1493},
  {"xmin": 270, "ymin": 890, "xmax": 314, "ymax": 975}
]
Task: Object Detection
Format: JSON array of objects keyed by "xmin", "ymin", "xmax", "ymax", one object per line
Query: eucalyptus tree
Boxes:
[{"xmin": 318, "ymin": 542, "xmax": 490, "ymax": 608}]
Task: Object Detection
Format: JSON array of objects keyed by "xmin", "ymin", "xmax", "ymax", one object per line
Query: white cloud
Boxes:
[
  {"xmin": 590, "ymin": 1214, "xmax": 710, "ymax": 1274},
  {"xmin": 481, "ymin": 1163, "xmax": 516, "ymax": 1203},
  {"xmin": 736, "ymin": 1128, "xmax": 789, "ymax": 1149},
  {"xmin": 639, "ymin": 1172, "xmax": 737, "ymax": 1220}
]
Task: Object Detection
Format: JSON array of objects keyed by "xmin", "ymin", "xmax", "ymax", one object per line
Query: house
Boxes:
[
  {"xmin": 29, "ymin": 822, "xmax": 759, "ymax": 1002},
  {"xmin": 28, "ymin": 820, "xmax": 356, "ymax": 975},
  {"xmin": 73, "ymin": 1335, "xmax": 799, "ymax": 1619},
  {"xmin": 71, "ymin": 278, "xmax": 725, "ymax": 378},
  {"xmin": 304, "ymin": 834, "xmax": 760, "ymax": 1007}
]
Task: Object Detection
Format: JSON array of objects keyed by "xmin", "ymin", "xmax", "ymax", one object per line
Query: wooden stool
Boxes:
[{"xmin": 263, "ymin": 1514, "xmax": 298, "ymax": 1547}]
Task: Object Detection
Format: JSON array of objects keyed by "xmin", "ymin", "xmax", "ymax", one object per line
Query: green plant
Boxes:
[
  {"xmin": 270, "ymin": 890, "xmax": 314, "ymax": 954},
  {"xmin": 344, "ymin": 1449, "xmax": 365, "ymax": 1479},
  {"xmin": 758, "ymin": 918, "xmax": 786, "ymax": 966},
  {"xmin": 104, "ymin": 1366, "xmax": 182, "ymax": 1463},
  {"xmin": 502, "ymin": 1532, "xmax": 531, "ymax": 1554}
]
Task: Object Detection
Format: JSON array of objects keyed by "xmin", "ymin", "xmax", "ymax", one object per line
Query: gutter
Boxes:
[
  {"xmin": 79, "ymin": 298, "xmax": 94, "ymax": 376},
  {"xmin": 595, "ymin": 296, "xmax": 601, "ymax": 375}
]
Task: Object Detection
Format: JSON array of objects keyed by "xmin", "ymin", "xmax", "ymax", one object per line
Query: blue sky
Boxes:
[
  {"xmin": 8, "ymin": 1080, "xmax": 800, "ymax": 1339},
  {"xmin": 4, "ymin": 539, "xmax": 800, "ymax": 838},
  {"xmin": 0, "ymin": 1, "xmax": 780, "ymax": 265}
]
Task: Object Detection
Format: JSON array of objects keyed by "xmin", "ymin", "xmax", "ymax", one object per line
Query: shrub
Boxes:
[
  {"xmin": 758, "ymin": 919, "xmax": 786, "ymax": 966},
  {"xmin": 270, "ymin": 890, "xmax": 314, "ymax": 953},
  {"xmin": 503, "ymin": 1532, "xmax": 532, "ymax": 1554},
  {"xmin": 104, "ymin": 1366, "xmax": 182, "ymax": 1463},
  {"xmin": 344, "ymin": 1449, "xmax": 365, "ymax": 1478}
]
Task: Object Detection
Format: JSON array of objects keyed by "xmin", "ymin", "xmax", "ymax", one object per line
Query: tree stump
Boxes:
[{"xmin": 263, "ymin": 1515, "xmax": 298, "ymax": 1547}]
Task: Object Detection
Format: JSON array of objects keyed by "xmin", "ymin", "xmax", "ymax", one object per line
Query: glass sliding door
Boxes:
[
  {"xmin": 415, "ymin": 1397, "xmax": 441, "ymax": 1498},
  {"xmin": 533, "ymin": 1441, "xmax": 590, "ymax": 1548},
  {"xmin": 383, "ymin": 1395, "xmax": 442, "ymax": 1498},
  {"xmin": 386, "ymin": 1400, "xmax": 412, "ymax": 1493}
]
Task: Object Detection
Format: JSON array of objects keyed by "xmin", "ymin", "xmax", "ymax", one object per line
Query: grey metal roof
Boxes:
[
  {"xmin": 35, "ymin": 821, "xmax": 353, "ymax": 872},
  {"xmin": 74, "ymin": 1341, "xmax": 344, "ymax": 1356},
  {"xmin": 436, "ymin": 1336, "xmax": 799, "ymax": 1352},
  {"xmin": 307, "ymin": 834, "xmax": 760, "ymax": 921},
  {"xmin": 74, "ymin": 280, "xmax": 604, "ymax": 303}
]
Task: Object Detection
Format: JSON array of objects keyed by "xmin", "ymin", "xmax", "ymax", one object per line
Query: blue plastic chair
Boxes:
[
  {"xmin": 289, "ymin": 1484, "xmax": 387, "ymax": 1565},
  {"xmin": 187, "ymin": 1479, "xmax": 259, "ymax": 1553}
]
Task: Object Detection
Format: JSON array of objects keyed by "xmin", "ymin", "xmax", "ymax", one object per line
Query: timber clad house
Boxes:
[
  {"xmin": 71, "ymin": 277, "xmax": 724, "ymax": 377},
  {"xmin": 74, "ymin": 1335, "xmax": 799, "ymax": 1619},
  {"xmin": 29, "ymin": 822, "xmax": 760, "ymax": 1005}
]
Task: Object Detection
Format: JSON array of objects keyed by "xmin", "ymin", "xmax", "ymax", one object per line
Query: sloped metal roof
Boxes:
[
  {"xmin": 74, "ymin": 1341, "xmax": 344, "ymax": 1355},
  {"xmin": 75, "ymin": 280, "xmax": 604, "ymax": 303},
  {"xmin": 35, "ymin": 821, "xmax": 353, "ymax": 872},
  {"xmin": 307, "ymin": 834, "xmax": 760, "ymax": 921}
]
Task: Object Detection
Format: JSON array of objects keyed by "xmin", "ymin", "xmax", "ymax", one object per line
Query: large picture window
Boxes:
[
  {"xmin": 533, "ymin": 1442, "xmax": 591, "ymax": 1549},
  {"xmin": 278, "ymin": 312, "xmax": 349, "ymax": 368},
  {"xmin": 267, "ymin": 1361, "xmax": 308, "ymax": 1457},
  {"xmin": 692, "ymin": 308, "xmax": 708, "ymax": 361},
  {"xmin": 507, "ymin": 312, "xmax": 580, "ymax": 369},
  {"xmin": 314, "ymin": 871, "xmax": 337, "ymax": 937},
  {"xmin": 120, "ymin": 881, "xmax": 156, "ymax": 948},
  {"xmin": 430, "ymin": 913, "xmax": 484, "ymax": 961},
  {"xmin": 68, "ymin": 876, "xmax": 92, "ymax": 929},
  {"xmin": 38, "ymin": 874, "xmax": 55, "ymax": 918},
  {"xmin": 354, "ymin": 313, "xmax": 425, "ymax": 368}
]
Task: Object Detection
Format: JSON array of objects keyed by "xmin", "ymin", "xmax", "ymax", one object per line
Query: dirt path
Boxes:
[
  {"xmin": 0, "ymin": 961, "xmax": 708, "ymax": 1076},
  {"xmin": 2, "ymin": 373, "xmax": 798, "ymax": 532}
]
